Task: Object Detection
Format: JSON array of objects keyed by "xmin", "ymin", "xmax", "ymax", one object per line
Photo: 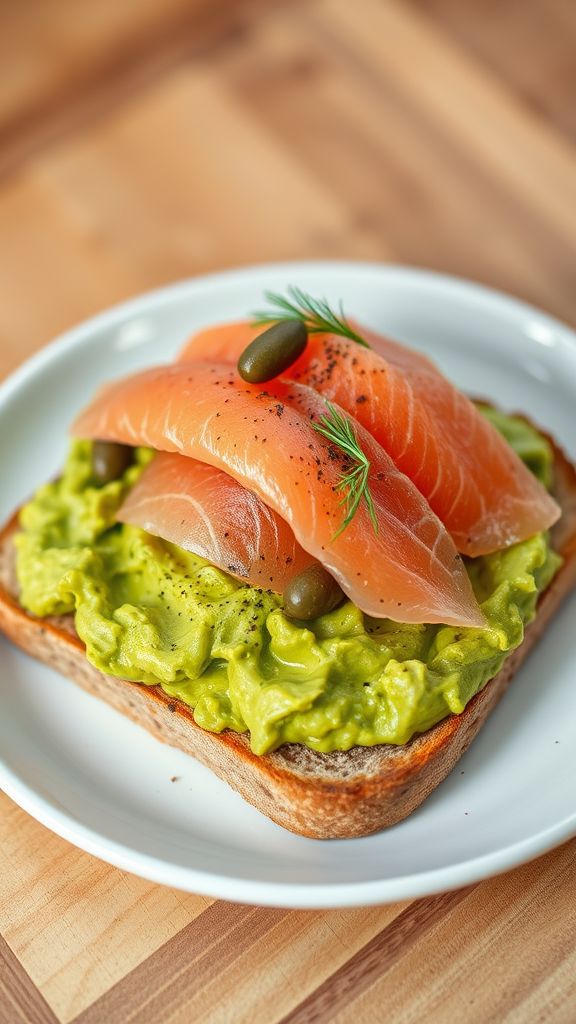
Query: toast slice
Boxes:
[{"xmin": 1, "ymin": 436, "xmax": 576, "ymax": 839}]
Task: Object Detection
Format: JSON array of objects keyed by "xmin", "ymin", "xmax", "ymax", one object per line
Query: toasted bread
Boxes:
[{"xmin": 1, "ymin": 435, "xmax": 575, "ymax": 839}]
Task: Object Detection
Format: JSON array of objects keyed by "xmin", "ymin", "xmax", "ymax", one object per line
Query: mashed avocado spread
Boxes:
[{"xmin": 15, "ymin": 410, "xmax": 561, "ymax": 755}]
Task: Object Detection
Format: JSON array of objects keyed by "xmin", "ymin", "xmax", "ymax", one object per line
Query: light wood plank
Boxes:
[
  {"xmin": 333, "ymin": 840, "xmax": 576, "ymax": 1023},
  {"xmin": 408, "ymin": 0, "xmax": 576, "ymax": 140},
  {"xmin": 0, "ymin": 0, "xmax": 207, "ymax": 134},
  {"xmin": 0, "ymin": 62, "xmax": 389, "ymax": 381},
  {"xmin": 0, "ymin": 796, "xmax": 211, "ymax": 1022},
  {"xmin": 319, "ymin": 0, "xmax": 576, "ymax": 258},
  {"xmin": 215, "ymin": 0, "xmax": 576, "ymax": 324},
  {"xmin": 169, "ymin": 904, "xmax": 409, "ymax": 1024},
  {"xmin": 0, "ymin": 175, "xmax": 141, "ymax": 380}
]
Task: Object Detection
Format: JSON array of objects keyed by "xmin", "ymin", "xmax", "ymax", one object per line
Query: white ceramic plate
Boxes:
[{"xmin": 1, "ymin": 262, "xmax": 575, "ymax": 908}]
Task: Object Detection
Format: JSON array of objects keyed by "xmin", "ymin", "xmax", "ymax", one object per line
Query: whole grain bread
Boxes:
[{"xmin": 1, "ymin": 434, "xmax": 575, "ymax": 839}]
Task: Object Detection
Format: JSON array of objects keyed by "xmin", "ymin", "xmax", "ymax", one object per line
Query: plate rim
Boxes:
[
  {"xmin": 2, "ymin": 259, "xmax": 576, "ymax": 907},
  {"xmin": 2, "ymin": 756, "xmax": 576, "ymax": 908}
]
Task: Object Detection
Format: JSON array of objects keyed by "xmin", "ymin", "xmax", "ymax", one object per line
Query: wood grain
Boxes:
[
  {"xmin": 0, "ymin": 0, "xmax": 290, "ymax": 179},
  {"xmin": 408, "ymin": 0, "xmax": 576, "ymax": 140},
  {"xmin": 332, "ymin": 841, "xmax": 576, "ymax": 1024},
  {"xmin": 1, "ymin": 0, "xmax": 576, "ymax": 1021},
  {"xmin": 0, "ymin": 797, "xmax": 210, "ymax": 1021},
  {"xmin": 277, "ymin": 887, "xmax": 473, "ymax": 1023},
  {"xmin": 0, "ymin": 934, "xmax": 59, "ymax": 1024}
]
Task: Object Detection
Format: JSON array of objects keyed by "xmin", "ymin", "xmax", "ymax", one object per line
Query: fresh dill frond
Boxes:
[
  {"xmin": 252, "ymin": 286, "xmax": 370, "ymax": 348},
  {"xmin": 312, "ymin": 401, "xmax": 378, "ymax": 538}
]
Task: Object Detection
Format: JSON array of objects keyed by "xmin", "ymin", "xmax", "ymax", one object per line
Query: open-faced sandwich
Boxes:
[{"xmin": 1, "ymin": 288, "xmax": 575, "ymax": 838}]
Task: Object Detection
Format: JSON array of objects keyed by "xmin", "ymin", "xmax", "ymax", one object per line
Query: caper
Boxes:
[
  {"xmin": 237, "ymin": 321, "xmax": 308, "ymax": 383},
  {"xmin": 283, "ymin": 563, "xmax": 344, "ymax": 620},
  {"xmin": 92, "ymin": 441, "xmax": 133, "ymax": 485}
]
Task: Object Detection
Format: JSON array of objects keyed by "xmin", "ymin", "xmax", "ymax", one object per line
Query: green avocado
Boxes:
[{"xmin": 15, "ymin": 411, "xmax": 561, "ymax": 755}]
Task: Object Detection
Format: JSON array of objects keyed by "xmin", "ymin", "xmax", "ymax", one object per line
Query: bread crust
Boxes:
[{"xmin": 1, "ymin": 435, "xmax": 576, "ymax": 839}]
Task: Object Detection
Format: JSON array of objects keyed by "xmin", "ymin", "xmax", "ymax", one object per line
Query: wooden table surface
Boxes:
[{"xmin": 1, "ymin": 1, "xmax": 576, "ymax": 1021}]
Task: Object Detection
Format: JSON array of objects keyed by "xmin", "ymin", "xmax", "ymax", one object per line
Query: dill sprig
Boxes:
[
  {"xmin": 252, "ymin": 286, "xmax": 370, "ymax": 348},
  {"xmin": 312, "ymin": 401, "xmax": 378, "ymax": 538}
]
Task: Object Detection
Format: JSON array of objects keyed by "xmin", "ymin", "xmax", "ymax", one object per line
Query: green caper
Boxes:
[
  {"xmin": 92, "ymin": 441, "xmax": 133, "ymax": 485},
  {"xmin": 283, "ymin": 563, "xmax": 344, "ymax": 620},
  {"xmin": 237, "ymin": 321, "xmax": 308, "ymax": 383}
]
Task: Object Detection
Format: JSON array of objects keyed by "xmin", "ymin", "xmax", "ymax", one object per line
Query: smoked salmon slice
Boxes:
[
  {"xmin": 180, "ymin": 322, "xmax": 560, "ymax": 556},
  {"xmin": 72, "ymin": 362, "xmax": 484, "ymax": 626},
  {"xmin": 118, "ymin": 453, "xmax": 316, "ymax": 591}
]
